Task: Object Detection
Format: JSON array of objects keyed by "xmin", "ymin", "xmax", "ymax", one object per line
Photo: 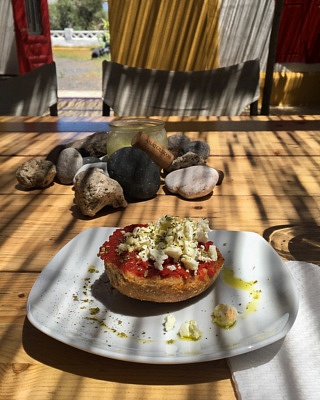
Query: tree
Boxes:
[{"xmin": 49, "ymin": 0, "xmax": 107, "ymax": 30}]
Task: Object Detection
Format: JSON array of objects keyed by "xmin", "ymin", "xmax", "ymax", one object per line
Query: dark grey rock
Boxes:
[
  {"xmin": 56, "ymin": 147, "xmax": 83, "ymax": 184},
  {"xmin": 16, "ymin": 158, "xmax": 56, "ymax": 189},
  {"xmin": 107, "ymin": 147, "xmax": 161, "ymax": 200},
  {"xmin": 67, "ymin": 131, "xmax": 109, "ymax": 157},
  {"xmin": 82, "ymin": 156, "xmax": 101, "ymax": 164},
  {"xmin": 182, "ymin": 141, "xmax": 210, "ymax": 159},
  {"xmin": 168, "ymin": 133, "xmax": 191, "ymax": 157}
]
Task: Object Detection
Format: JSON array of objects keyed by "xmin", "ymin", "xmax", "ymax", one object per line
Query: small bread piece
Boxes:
[
  {"xmin": 98, "ymin": 216, "xmax": 224, "ymax": 303},
  {"xmin": 212, "ymin": 304, "xmax": 238, "ymax": 328},
  {"xmin": 103, "ymin": 248, "xmax": 224, "ymax": 302}
]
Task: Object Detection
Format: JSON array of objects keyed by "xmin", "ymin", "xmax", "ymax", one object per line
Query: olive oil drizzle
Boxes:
[{"xmin": 222, "ymin": 268, "xmax": 261, "ymax": 317}]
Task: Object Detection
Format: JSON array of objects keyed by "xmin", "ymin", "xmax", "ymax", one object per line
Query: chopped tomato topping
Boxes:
[{"xmin": 98, "ymin": 225, "xmax": 221, "ymax": 281}]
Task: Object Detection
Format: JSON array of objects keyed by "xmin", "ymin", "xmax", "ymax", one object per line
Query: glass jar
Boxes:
[{"xmin": 107, "ymin": 118, "xmax": 167, "ymax": 156}]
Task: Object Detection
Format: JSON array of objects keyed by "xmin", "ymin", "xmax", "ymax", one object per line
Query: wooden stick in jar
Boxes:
[{"xmin": 131, "ymin": 131, "xmax": 174, "ymax": 169}]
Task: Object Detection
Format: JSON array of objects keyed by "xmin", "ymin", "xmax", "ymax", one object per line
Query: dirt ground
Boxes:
[{"xmin": 53, "ymin": 47, "xmax": 106, "ymax": 91}]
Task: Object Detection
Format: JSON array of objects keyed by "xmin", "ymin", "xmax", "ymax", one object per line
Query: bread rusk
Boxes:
[{"xmin": 98, "ymin": 216, "xmax": 224, "ymax": 303}]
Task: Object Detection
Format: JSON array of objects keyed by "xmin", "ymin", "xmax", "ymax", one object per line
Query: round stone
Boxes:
[
  {"xmin": 56, "ymin": 147, "xmax": 83, "ymax": 184},
  {"xmin": 168, "ymin": 133, "xmax": 191, "ymax": 157},
  {"xmin": 165, "ymin": 165, "xmax": 220, "ymax": 199},
  {"xmin": 107, "ymin": 147, "xmax": 161, "ymax": 200}
]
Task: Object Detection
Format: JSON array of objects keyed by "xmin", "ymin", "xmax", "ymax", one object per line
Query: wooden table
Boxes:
[{"xmin": 1, "ymin": 115, "xmax": 319, "ymax": 399}]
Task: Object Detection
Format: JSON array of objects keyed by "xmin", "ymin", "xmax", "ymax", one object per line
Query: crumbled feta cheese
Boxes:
[
  {"xmin": 179, "ymin": 320, "xmax": 202, "ymax": 340},
  {"xmin": 180, "ymin": 255, "xmax": 198, "ymax": 271},
  {"xmin": 164, "ymin": 314, "xmax": 176, "ymax": 332},
  {"xmin": 165, "ymin": 245, "xmax": 182, "ymax": 261},
  {"xmin": 117, "ymin": 215, "xmax": 217, "ymax": 272},
  {"xmin": 208, "ymin": 244, "xmax": 217, "ymax": 260}
]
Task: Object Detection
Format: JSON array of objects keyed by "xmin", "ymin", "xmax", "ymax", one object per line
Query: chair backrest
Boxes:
[
  {"xmin": 102, "ymin": 59, "xmax": 260, "ymax": 116},
  {"xmin": 0, "ymin": 62, "xmax": 58, "ymax": 116}
]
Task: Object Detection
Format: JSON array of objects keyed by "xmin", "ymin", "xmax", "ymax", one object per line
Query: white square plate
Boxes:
[{"xmin": 27, "ymin": 227, "xmax": 299, "ymax": 364}]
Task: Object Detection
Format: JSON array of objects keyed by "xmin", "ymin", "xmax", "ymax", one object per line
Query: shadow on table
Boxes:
[
  {"xmin": 22, "ymin": 318, "xmax": 230, "ymax": 385},
  {"xmin": 263, "ymin": 225, "xmax": 320, "ymax": 266}
]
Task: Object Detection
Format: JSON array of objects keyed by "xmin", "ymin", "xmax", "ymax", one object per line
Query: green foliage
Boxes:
[
  {"xmin": 49, "ymin": 0, "xmax": 107, "ymax": 30},
  {"xmin": 97, "ymin": 17, "xmax": 110, "ymax": 45}
]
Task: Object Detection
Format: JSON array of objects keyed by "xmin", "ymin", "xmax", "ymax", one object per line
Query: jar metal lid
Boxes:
[{"xmin": 109, "ymin": 117, "xmax": 165, "ymax": 131}]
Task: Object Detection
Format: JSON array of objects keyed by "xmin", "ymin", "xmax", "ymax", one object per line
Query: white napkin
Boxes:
[{"xmin": 228, "ymin": 261, "xmax": 320, "ymax": 400}]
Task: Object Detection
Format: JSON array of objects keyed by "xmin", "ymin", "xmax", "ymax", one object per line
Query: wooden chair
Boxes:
[
  {"xmin": 102, "ymin": 59, "xmax": 260, "ymax": 116},
  {"xmin": 0, "ymin": 62, "xmax": 58, "ymax": 116}
]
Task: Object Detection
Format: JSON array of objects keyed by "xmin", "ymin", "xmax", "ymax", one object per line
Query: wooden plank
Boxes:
[
  {"xmin": 1, "ymin": 191, "xmax": 319, "ymax": 272},
  {"xmin": 0, "ymin": 321, "xmax": 234, "ymax": 398},
  {"xmin": 1, "ymin": 129, "xmax": 319, "ymax": 157},
  {"xmin": 1, "ymin": 116, "xmax": 319, "ymax": 400},
  {"xmin": 1, "ymin": 152, "xmax": 319, "ymax": 196},
  {"xmin": 0, "ymin": 269, "xmax": 234, "ymax": 399},
  {"xmin": 0, "ymin": 132, "xmax": 97, "ymax": 156},
  {"xmin": 0, "ymin": 116, "xmax": 109, "ymax": 132},
  {"xmin": 0, "ymin": 360, "xmax": 234, "ymax": 400},
  {"xmin": 1, "ymin": 116, "xmax": 320, "ymax": 134},
  {"xmin": 0, "ymin": 272, "xmax": 35, "ymax": 324}
]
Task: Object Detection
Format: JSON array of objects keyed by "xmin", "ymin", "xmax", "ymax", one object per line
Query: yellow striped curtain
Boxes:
[{"xmin": 108, "ymin": 0, "xmax": 219, "ymax": 71}]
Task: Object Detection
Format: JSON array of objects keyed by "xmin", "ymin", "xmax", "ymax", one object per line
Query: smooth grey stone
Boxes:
[
  {"xmin": 73, "ymin": 162, "xmax": 109, "ymax": 184},
  {"xmin": 182, "ymin": 141, "xmax": 210, "ymax": 159},
  {"xmin": 168, "ymin": 133, "xmax": 191, "ymax": 157},
  {"xmin": 165, "ymin": 165, "xmax": 220, "ymax": 199},
  {"xmin": 82, "ymin": 156, "xmax": 101, "ymax": 164},
  {"xmin": 74, "ymin": 168, "xmax": 127, "ymax": 217},
  {"xmin": 56, "ymin": 147, "xmax": 83, "ymax": 184},
  {"xmin": 16, "ymin": 158, "xmax": 56, "ymax": 189},
  {"xmin": 107, "ymin": 147, "xmax": 161, "ymax": 200}
]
